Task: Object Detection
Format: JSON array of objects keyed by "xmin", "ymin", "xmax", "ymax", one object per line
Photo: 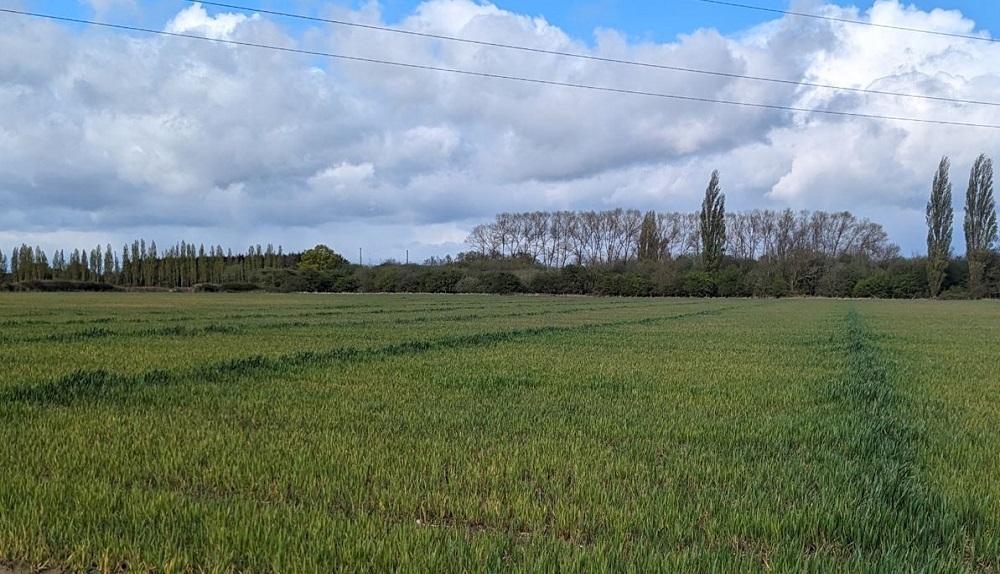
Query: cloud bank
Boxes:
[{"xmin": 0, "ymin": 0, "xmax": 998, "ymax": 261}]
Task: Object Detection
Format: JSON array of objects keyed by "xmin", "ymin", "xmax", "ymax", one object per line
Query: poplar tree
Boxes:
[
  {"xmin": 699, "ymin": 170, "xmax": 726, "ymax": 272},
  {"xmin": 926, "ymin": 157, "xmax": 953, "ymax": 297},
  {"xmin": 146, "ymin": 241, "xmax": 158, "ymax": 286},
  {"xmin": 637, "ymin": 210, "xmax": 661, "ymax": 262},
  {"xmin": 51, "ymin": 250, "xmax": 65, "ymax": 278},
  {"xmin": 17, "ymin": 245, "xmax": 33, "ymax": 281},
  {"xmin": 91, "ymin": 245, "xmax": 102, "ymax": 281},
  {"xmin": 34, "ymin": 246, "xmax": 48, "ymax": 280},
  {"xmin": 964, "ymin": 154, "xmax": 997, "ymax": 297},
  {"xmin": 104, "ymin": 244, "xmax": 115, "ymax": 283},
  {"xmin": 121, "ymin": 245, "xmax": 131, "ymax": 286},
  {"xmin": 10, "ymin": 246, "xmax": 19, "ymax": 280},
  {"xmin": 80, "ymin": 247, "xmax": 90, "ymax": 282}
]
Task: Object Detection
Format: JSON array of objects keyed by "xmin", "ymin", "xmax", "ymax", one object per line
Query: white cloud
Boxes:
[
  {"xmin": 164, "ymin": 3, "xmax": 252, "ymax": 40},
  {"xmin": 0, "ymin": 0, "xmax": 998, "ymax": 260},
  {"xmin": 308, "ymin": 162, "xmax": 376, "ymax": 191}
]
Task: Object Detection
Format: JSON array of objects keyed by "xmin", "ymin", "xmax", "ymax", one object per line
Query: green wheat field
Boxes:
[{"xmin": 0, "ymin": 294, "xmax": 998, "ymax": 572}]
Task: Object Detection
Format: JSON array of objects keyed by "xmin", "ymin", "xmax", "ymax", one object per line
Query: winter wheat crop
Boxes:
[{"xmin": 0, "ymin": 294, "xmax": 997, "ymax": 572}]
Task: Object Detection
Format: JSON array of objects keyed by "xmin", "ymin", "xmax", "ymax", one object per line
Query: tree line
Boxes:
[
  {"xmin": 462, "ymin": 154, "xmax": 994, "ymax": 298},
  {"xmin": 0, "ymin": 241, "xmax": 297, "ymax": 288},
  {"xmin": 465, "ymin": 207, "xmax": 898, "ymax": 269},
  {"xmin": 0, "ymin": 153, "xmax": 994, "ymax": 298}
]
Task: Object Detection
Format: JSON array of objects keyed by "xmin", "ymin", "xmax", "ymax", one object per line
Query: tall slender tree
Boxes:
[
  {"xmin": 104, "ymin": 244, "xmax": 115, "ymax": 283},
  {"xmin": 637, "ymin": 210, "xmax": 661, "ymax": 262},
  {"xmin": 35, "ymin": 246, "xmax": 48, "ymax": 280},
  {"xmin": 0, "ymin": 249, "xmax": 7, "ymax": 279},
  {"xmin": 121, "ymin": 245, "xmax": 131, "ymax": 286},
  {"xmin": 10, "ymin": 246, "xmax": 19, "ymax": 280},
  {"xmin": 699, "ymin": 170, "xmax": 726, "ymax": 272},
  {"xmin": 926, "ymin": 156, "xmax": 954, "ymax": 297},
  {"xmin": 964, "ymin": 154, "xmax": 997, "ymax": 297},
  {"xmin": 91, "ymin": 245, "xmax": 102, "ymax": 281},
  {"xmin": 146, "ymin": 241, "xmax": 158, "ymax": 286},
  {"xmin": 52, "ymin": 250, "xmax": 66, "ymax": 278},
  {"xmin": 80, "ymin": 246, "xmax": 90, "ymax": 281},
  {"xmin": 16, "ymin": 245, "xmax": 33, "ymax": 281}
]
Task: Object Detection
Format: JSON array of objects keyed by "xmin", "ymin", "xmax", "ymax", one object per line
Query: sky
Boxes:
[{"xmin": 0, "ymin": 0, "xmax": 998, "ymax": 263}]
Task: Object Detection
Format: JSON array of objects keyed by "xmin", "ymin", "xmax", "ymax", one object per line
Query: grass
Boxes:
[{"xmin": 0, "ymin": 294, "xmax": 998, "ymax": 572}]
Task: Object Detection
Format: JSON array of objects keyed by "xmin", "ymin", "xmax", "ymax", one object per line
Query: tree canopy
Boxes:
[
  {"xmin": 964, "ymin": 154, "xmax": 997, "ymax": 297},
  {"xmin": 298, "ymin": 244, "xmax": 349, "ymax": 272},
  {"xmin": 926, "ymin": 156, "xmax": 953, "ymax": 297},
  {"xmin": 699, "ymin": 170, "xmax": 726, "ymax": 273}
]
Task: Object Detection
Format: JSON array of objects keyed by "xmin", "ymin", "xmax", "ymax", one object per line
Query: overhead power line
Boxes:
[
  {"xmin": 192, "ymin": 0, "xmax": 1000, "ymax": 109},
  {"xmin": 697, "ymin": 0, "xmax": 1000, "ymax": 44},
  {"xmin": 1, "ymin": 7, "xmax": 998, "ymax": 130}
]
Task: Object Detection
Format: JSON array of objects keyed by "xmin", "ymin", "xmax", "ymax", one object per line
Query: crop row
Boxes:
[
  {"xmin": 0, "ymin": 300, "xmax": 697, "ymax": 345},
  {"xmin": 3, "ymin": 306, "xmax": 737, "ymax": 408},
  {"xmin": 0, "ymin": 296, "xmax": 675, "ymax": 342},
  {"xmin": 0, "ymin": 297, "xmax": 724, "ymax": 389}
]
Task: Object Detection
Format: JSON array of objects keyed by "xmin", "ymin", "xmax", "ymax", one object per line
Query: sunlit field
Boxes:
[{"xmin": 1, "ymin": 294, "xmax": 998, "ymax": 572}]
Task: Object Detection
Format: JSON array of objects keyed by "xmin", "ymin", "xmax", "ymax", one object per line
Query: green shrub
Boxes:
[
  {"xmin": 11, "ymin": 280, "xmax": 120, "ymax": 292},
  {"xmin": 419, "ymin": 268, "xmax": 463, "ymax": 293},
  {"xmin": 479, "ymin": 272, "xmax": 524, "ymax": 294},
  {"xmin": 454, "ymin": 276, "xmax": 482, "ymax": 293},
  {"xmin": 220, "ymin": 282, "xmax": 261, "ymax": 293},
  {"xmin": 715, "ymin": 267, "xmax": 748, "ymax": 298},
  {"xmin": 683, "ymin": 271, "xmax": 716, "ymax": 297},
  {"xmin": 938, "ymin": 286, "xmax": 968, "ymax": 300}
]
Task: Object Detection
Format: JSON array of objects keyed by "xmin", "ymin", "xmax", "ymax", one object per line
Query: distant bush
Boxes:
[
  {"xmin": 715, "ymin": 267, "xmax": 749, "ymax": 298},
  {"xmin": 853, "ymin": 274, "xmax": 893, "ymax": 298},
  {"xmin": 891, "ymin": 271, "xmax": 926, "ymax": 299},
  {"xmin": 369, "ymin": 265, "xmax": 422, "ymax": 293},
  {"xmin": 938, "ymin": 286, "xmax": 968, "ymax": 300},
  {"xmin": 373, "ymin": 267, "xmax": 399, "ymax": 292},
  {"xmin": 683, "ymin": 271, "xmax": 716, "ymax": 297},
  {"xmin": 527, "ymin": 271, "xmax": 567, "ymax": 295},
  {"xmin": 220, "ymin": 282, "xmax": 261, "ymax": 293},
  {"xmin": 454, "ymin": 276, "xmax": 482, "ymax": 293},
  {"xmin": 419, "ymin": 268, "xmax": 463, "ymax": 293},
  {"xmin": 559, "ymin": 266, "xmax": 598, "ymax": 295},
  {"xmin": 595, "ymin": 273, "xmax": 653, "ymax": 297},
  {"xmin": 330, "ymin": 273, "xmax": 359, "ymax": 293},
  {"xmin": 816, "ymin": 261, "xmax": 864, "ymax": 298},
  {"xmin": 9, "ymin": 280, "xmax": 120, "ymax": 292},
  {"xmin": 479, "ymin": 272, "xmax": 524, "ymax": 294}
]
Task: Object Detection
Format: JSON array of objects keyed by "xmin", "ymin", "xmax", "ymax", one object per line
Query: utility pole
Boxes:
[{"xmin": 358, "ymin": 248, "xmax": 362, "ymax": 266}]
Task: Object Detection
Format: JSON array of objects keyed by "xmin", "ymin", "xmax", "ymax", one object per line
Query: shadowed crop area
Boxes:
[{"xmin": 0, "ymin": 294, "xmax": 998, "ymax": 572}]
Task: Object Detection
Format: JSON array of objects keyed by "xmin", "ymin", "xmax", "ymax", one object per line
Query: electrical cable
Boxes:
[
  {"xmin": 192, "ymin": 0, "xmax": 1000, "ymax": 108},
  {"xmin": 1, "ymin": 7, "xmax": 998, "ymax": 130},
  {"xmin": 696, "ymin": 0, "xmax": 999, "ymax": 44}
]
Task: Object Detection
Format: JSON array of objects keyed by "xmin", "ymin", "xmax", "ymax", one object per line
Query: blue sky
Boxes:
[
  {"xmin": 28, "ymin": 1, "xmax": 1000, "ymax": 44},
  {"xmin": 371, "ymin": 0, "xmax": 999, "ymax": 42}
]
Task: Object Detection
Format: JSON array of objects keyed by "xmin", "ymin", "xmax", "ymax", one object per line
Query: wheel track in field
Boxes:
[
  {"xmin": 1, "ymin": 302, "xmax": 761, "ymax": 407},
  {"xmin": 813, "ymin": 307, "xmax": 987, "ymax": 569},
  {"xmin": 0, "ymin": 301, "xmax": 497, "ymax": 329},
  {"xmin": 0, "ymin": 295, "xmax": 679, "ymax": 329},
  {"xmin": 0, "ymin": 300, "xmax": 706, "ymax": 345}
]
